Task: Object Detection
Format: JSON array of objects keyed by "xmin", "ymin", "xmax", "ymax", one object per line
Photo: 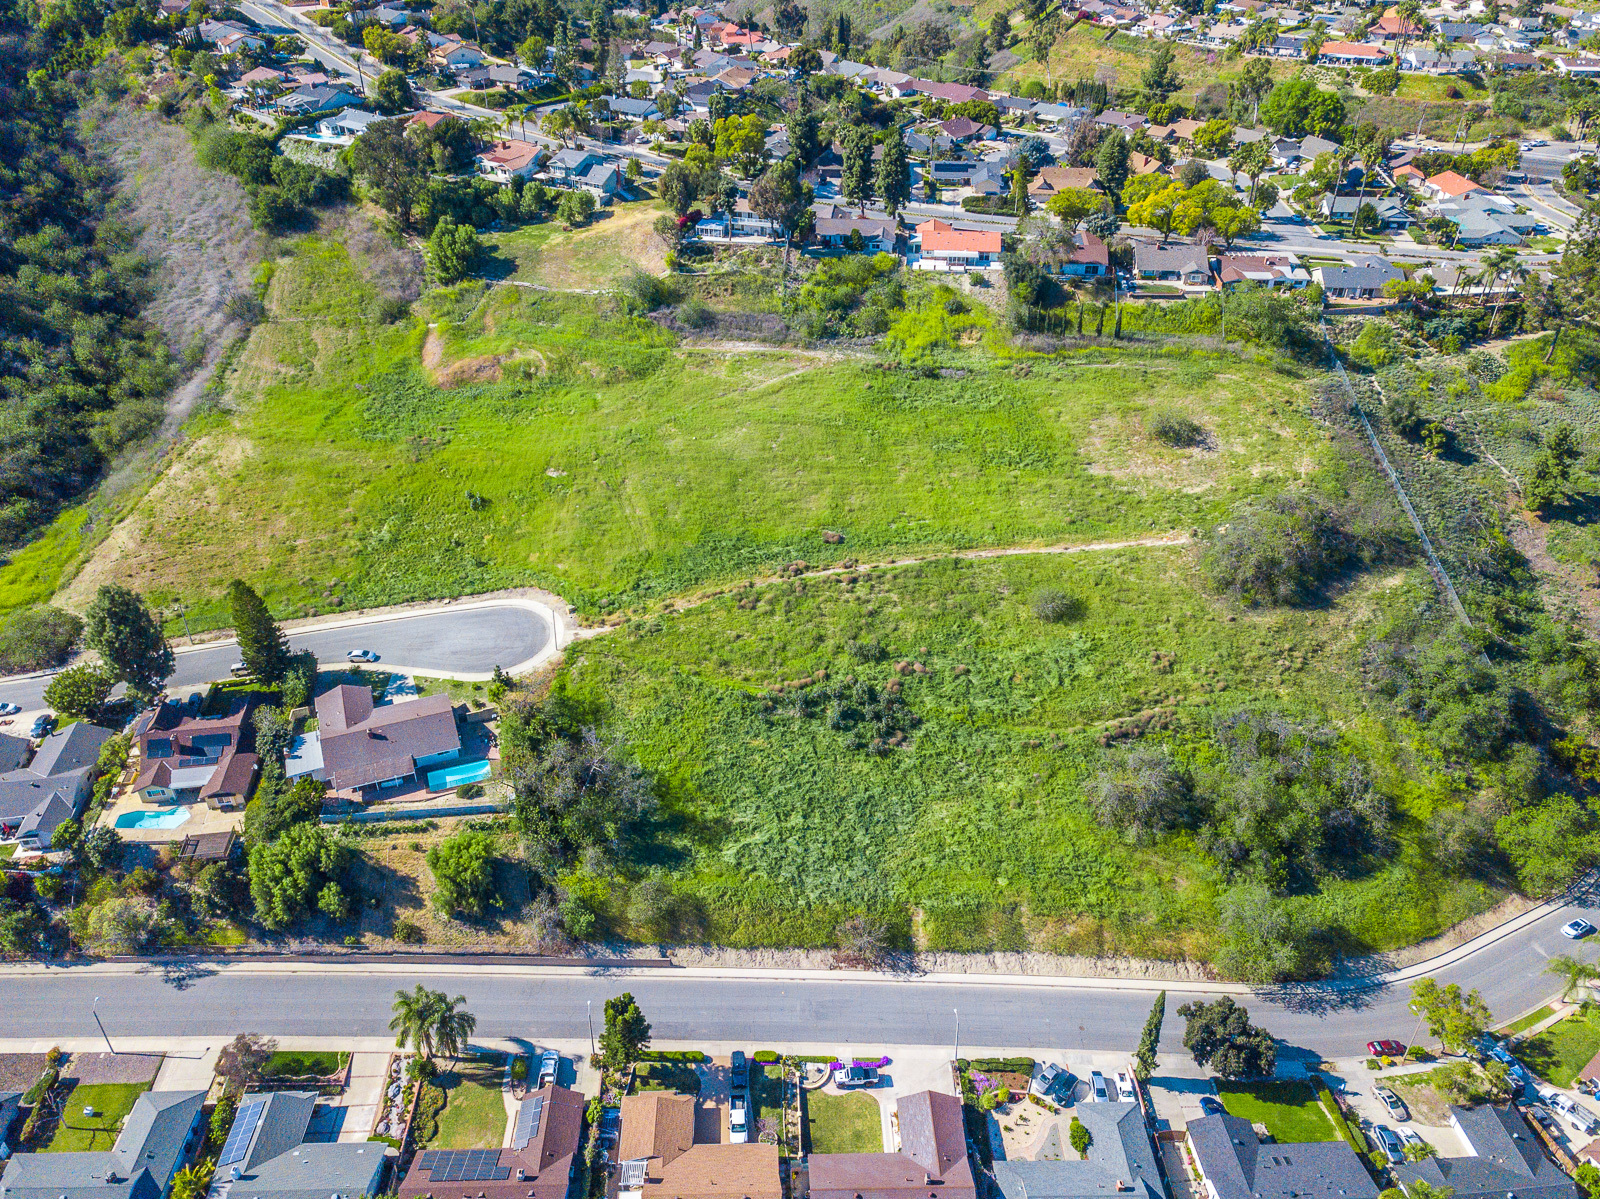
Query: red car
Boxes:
[{"xmin": 1367, "ymin": 1040, "xmax": 1406, "ymax": 1057}]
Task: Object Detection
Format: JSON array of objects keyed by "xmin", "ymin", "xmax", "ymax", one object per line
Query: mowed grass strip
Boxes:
[
  {"xmin": 1214, "ymin": 1080, "xmax": 1337, "ymax": 1142},
  {"xmin": 1518, "ymin": 1010, "xmax": 1600, "ymax": 1088},
  {"xmin": 45, "ymin": 1082, "xmax": 153, "ymax": 1152},
  {"xmin": 805, "ymin": 1091, "xmax": 883, "ymax": 1154}
]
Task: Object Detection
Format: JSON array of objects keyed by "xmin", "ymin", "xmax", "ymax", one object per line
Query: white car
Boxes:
[
  {"xmin": 1090, "ymin": 1071, "xmax": 1109, "ymax": 1102},
  {"xmin": 538, "ymin": 1050, "xmax": 559, "ymax": 1088},
  {"xmin": 347, "ymin": 649, "xmax": 379, "ymax": 663},
  {"xmin": 0, "ymin": 702, "xmax": 20, "ymax": 716},
  {"xmin": 729, "ymin": 1093, "xmax": 749, "ymax": 1144},
  {"xmin": 1116, "ymin": 1071, "xmax": 1136, "ymax": 1101},
  {"xmin": 1563, "ymin": 919, "xmax": 1597, "ymax": 939}
]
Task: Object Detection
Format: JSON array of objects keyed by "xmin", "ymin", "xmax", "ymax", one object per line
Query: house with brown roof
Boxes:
[
  {"xmin": 477, "ymin": 139, "xmax": 548, "ymax": 182},
  {"xmin": 1029, "ymin": 166, "xmax": 1101, "ymax": 197},
  {"xmin": 617, "ymin": 1093, "xmax": 781, "ymax": 1199},
  {"xmin": 1022, "ymin": 230, "xmax": 1110, "ymax": 279},
  {"xmin": 302, "ymin": 685, "xmax": 462, "ymax": 794},
  {"xmin": 398, "ymin": 1085, "xmax": 585, "ymax": 1199},
  {"xmin": 132, "ymin": 696, "xmax": 260, "ymax": 811},
  {"xmin": 809, "ymin": 1091, "xmax": 975, "ymax": 1199}
]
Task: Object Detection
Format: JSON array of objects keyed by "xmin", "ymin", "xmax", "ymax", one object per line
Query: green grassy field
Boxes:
[
  {"xmin": 805, "ymin": 1091, "xmax": 883, "ymax": 1154},
  {"xmin": 45, "ymin": 1082, "xmax": 153, "ymax": 1152},
  {"xmin": 1518, "ymin": 1010, "xmax": 1600, "ymax": 1088},
  {"xmin": 52, "ymin": 234, "xmax": 1333, "ymax": 631},
  {"xmin": 427, "ymin": 1059, "xmax": 508, "ymax": 1148},
  {"xmin": 1214, "ymin": 1080, "xmax": 1336, "ymax": 1142},
  {"xmin": 262, "ymin": 1050, "xmax": 349, "ymax": 1077}
]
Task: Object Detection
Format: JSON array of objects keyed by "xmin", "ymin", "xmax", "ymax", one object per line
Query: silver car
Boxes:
[{"xmin": 1368, "ymin": 1124, "xmax": 1404, "ymax": 1164}]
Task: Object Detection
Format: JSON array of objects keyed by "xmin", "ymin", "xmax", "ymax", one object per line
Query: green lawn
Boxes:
[
  {"xmin": 478, "ymin": 196, "xmax": 666, "ymax": 288},
  {"xmin": 805, "ymin": 1091, "xmax": 883, "ymax": 1154},
  {"xmin": 261, "ymin": 1050, "xmax": 350, "ymax": 1077},
  {"xmin": 0, "ymin": 843, "xmax": 15, "ymax": 860},
  {"xmin": 1518, "ymin": 1010, "xmax": 1600, "ymax": 1087},
  {"xmin": 1214, "ymin": 1081, "xmax": 1337, "ymax": 1143},
  {"xmin": 427, "ymin": 1060, "xmax": 508, "ymax": 1149},
  {"xmin": 45, "ymin": 1082, "xmax": 152, "ymax": 1152},
  {"xmin": 1503, "ymin": 1005, "xmax": 1556, "ymax": 1036}
]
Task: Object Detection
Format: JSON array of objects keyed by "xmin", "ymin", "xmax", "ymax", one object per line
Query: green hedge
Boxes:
[
  {"xmin": 637, "ymin": 1050, "xmax": 706, "ymax": 1063},
  {"xmin": 23, "ymin": 1067, "xmax": 57, "ymax": 1105},
  {"xmin": 1318, "ymin": 1087, "xmax": 1365, "ymax": 1155},
  {"xmin": 753, "ymin": 1050, "xmax": 780, "ymax": 1063},
  {"xmin": 967, "ymin": 1057, "xmax": 1035, "ymax": 1073},
  {"xmin": 961, "ymin": 196, "xmax": 1022, "ymax": 215}
]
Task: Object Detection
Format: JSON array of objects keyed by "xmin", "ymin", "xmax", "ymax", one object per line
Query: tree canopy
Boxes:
[{"xmin": 1176, "ymin": 996, "xmax": 1277, "ymax": 1077}]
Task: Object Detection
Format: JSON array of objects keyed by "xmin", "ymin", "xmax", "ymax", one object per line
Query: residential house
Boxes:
[
  {"xmin": 1490, "ymin": 51, "xmax": 1542, "ymax": 69},
  {"xmin": 1422, "ymin": 169, "xmax": 1484, "ymax": 202},
  {"xmin": 315, "ymin": 107, "xmax": 386, "ymax": 140},
  {"xmin": 994, "ymin": 1103, "xmax": 1160, "ymax": 1199},
  {"xmin": 1022, "ymin": 229, "xmax": 1111, "ymax": 278},
  {"xmin": 295, "ymin": 685, "xmax": 461, "ymax": 795},
  {"xmin": 912, "ymin": 219, "xmax": 1003, "ymax": 270},
  {"xmin": 576, "ymin": 162, "xmax": 624, "ymax": 200},
  {"xmin": 431, "ymin": 38, "xmax": 486, "ymax": 70},
  {"xmin": 1424, "ymin": 261, "xmax": 1523, "ymax": 301},
  {"xmin": 995, "ymin": 95, "xmax": 1037, "ymax": 117},
  {"xmin": 1171, "ymin": 117, "xmax": 1207, "ymax": 142},
  {"xmin": 1394, "ymin": 1105, "xmax": 1577, "ymax": 1199},
  {"xmin": 890, "ymin": 79, "xmax": 990, "ymax": 103},
  {"xmin": 1029, "ymin": 166, "xmax": 1101, "ymax": 198},
  {"xmin": 812, "ymin": 206, "xmax": 898, "ymax": 251},
  {"xmin": 1440, "ymin": 205, "xmax": 1530, "ymax": 244},
  {"xmin": 1216, "ymin": 252, "xmax": 1313, "ymax": 288},
  {"xmin": 397, "ymin": 1085, "xmax": 584, "ymax": 1199},
  {"xmin": 197, "ymin": 18, "xmax": 266, "ymax": 53},
  {"xmin": 940, "ymin": 116, "xmax": 992, "ymax": 143},
  {"xmin": 1319, "ymin": 194, "xmax": 1414, "ymax": 228},
  {"xmin": 277, "ymin": 84, "xmax": 362, "ymax": 115},
  {"xmin": 0, "ymin": 1091, "xmax": 206, "ymax": 1199},
  {"xmin": 1553, "ymin": 53, "xmax": 1600, "ymax": 74},
  {"xmin": 965, "ymin": 163, "xmax": 1010, "ymax": 197},
  {"xmin": 477, "ymin": 139, "xmax": 547, "ymax": 182},
  {"xmin": 408, "ymin": 109, "xmax": 452, "ymax": 132},
  {"xmin": 1402, "ymin": 47, "xmax": 1480, "ymax": 71},
  {"xmin": 0, "ymin": 732, "xmax": 33, "ymax": 774},
  {"xmin": 616, "ymin": 1092, "xmax": 781, "ymax": 1199},
  {"xmin": 927, "ymin": 157, "xmax": 979, "ymax": 186},
  {"xmin": 1186, "ymin": 1112, "xmax": 1378, "ymax": 1199},
  {"xmin": 1133, "ymin": 242, "xmax": 1214, "ymax": 286},
  {"xmin": 697, "ymin": 198, "xmax": 782, "ymax": 240},
  {"xmin": 714, "ymin": 66, "xmax": 758, "ymax": 90},
  {"xmin": 808, "ymin": 1092, "xmax": 976, "ymax": 1199},
  {"xmin": 546, "ymin": 148, "xmax": 607, "ymax": 183},
  {"xmin": 1315, "ymin": 40, "xmax": 1391, "ymax": 63},
  {"xmin": 1128, "ymin": 152, "xmax": 1166, "ymax": 175},
  {"xmin": 1392, "ymin": 162, "xmax": 1427, "ymax": 187},
  {"xmin": 608, "ymin": 95, "xmax": 661, "ymax": 119},
  {"xmin": 0, "ymin": 722, "xmax": 117, "ymax": 850},
  {"xmin": 1031, "ymin": 102, "xmax": 1087, "ymax": 123},
  {"xmin": 1268, "ymin": 33, "xmax": 1310, "ymax": 55},
  {"xmin": 1313, "ymin": 255, "xmax": 1403, "ymax": 298},
  {"xmin": 132, "ymin": 695, "xmax": 260, "ymax": 811},
  {"xmin": 1094, "ymin": 109, "xmax": 1148, "ymax": 132},
  {"xmin": 211, "ymin": 1091, "xmax": 387, "ymax": 1199},
  {"xmin": 237, "ymin": 65, "xmax": 292, "ymax": 90}
]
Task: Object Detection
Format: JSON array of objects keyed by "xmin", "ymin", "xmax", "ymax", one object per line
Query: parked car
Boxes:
[
  {"xmin": 1377, "ymin": 1088, "xmax": 1409, "ymax": 1122},
  {"xmin": 1367, "ymin": 1124, "xmax": 1404, "ymax": 1164},
  {"xmin": 1367, "ymin": 1040, "xmax": 1406, "ymax": 1058},
  {"xmin": 837, "ymin": 1066, "xmax": 879, "ymax": 1088},
  {"xmin": 729, "ymin": 1093, "xmax": 749, "ymax": 1144},
  {"xmin": 1563, "ymin": 919, "xmax": 1597, "ymax": 939},
  {"xmin": 1551, "ymin": 1093, "xmax": 1599, "ymax": 1134},
  {"xmin": 0, "ymin": 702, "xmax": 20, "ymax": 716},
  {"xmin": 1199, "ymin": 1096, "xmax": 1226, "ymax": 1116},
  {"xmin": 347, "ymin": 649, "xmax": 379, "ymax": 662},
  {"xmin": 1477, "ymin": 1037, "xmax": 1518, "ymax": 1066},
  {"xmin": 1398, "ymin": 1129, "xmax": 1426, "ymax": 1151},
  {"xmin": 538, "ymin": 1049, "xmax": 559, "ymax": 1088},
  {"xmin": 1032, "ymin": 1064, "xmax": 1066, "ymax": 1097},
  {"xmin": 1090, "ymin": 1071, "xmax": 1109, "ymax": 1102},
  {"xmin": 732, "ymin": 1051, "xmax": 748, "ymax": 1088},
  {"xmin": 230, "ymin": 661, "xmax": 252, "ymax": 677},
  {"xmin": 29, "ymin": 714, "xmax": 55, "ymax": 739},
  {"xmin": 1116, "ymin": 1071, "xmax": 1136, "ymax": 1102}
]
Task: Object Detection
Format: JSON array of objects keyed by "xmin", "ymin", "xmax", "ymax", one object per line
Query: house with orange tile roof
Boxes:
[{"xmin": 911, "ymin": 219, "xmax": 1003, "ymax": 270}]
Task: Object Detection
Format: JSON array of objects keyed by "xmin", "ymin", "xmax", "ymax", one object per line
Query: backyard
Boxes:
[
  {"xmin": 425, "ymin": 1057, "xmax": 508, "ymax": 1149},
  {"xmin": 45, "ymin": 1082, "xmax": 153, "ymax": 1152},
  {"xmin": 805, "ymin": 1091, "xmax": 883, "ymax": 1154},
  {"xmin": 1518, "ymin": 1010, "xmax": 1600, "ymax": 1088},
  {"xmin": 1214, "ymin": 1080, "xmax": 1337, "ymax": 1142}
]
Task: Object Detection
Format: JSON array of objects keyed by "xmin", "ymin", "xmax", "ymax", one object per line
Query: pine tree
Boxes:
[
  {"xmin": 601, "ymin": 992, "xmax": 652, "ymax": 1067},
  {"xmin": 228, "ymin": 579, "xmax": 292, "ymax": 682},
  {"xmin": 876, "ymin": 123, "xmax": 911, "ymax": 217},
  {"xmin": 1136, "ymin": 990, "xmax": 1165, "ymax": 1079},
  {"xmin": 841, "ymin": 126, "xmax": 874, "ymax": 213},
  {"xmin": 1095, "ymin": 131, "xmax": 1130, "ymax": 202},
  {"xmin": 85, "ymin": 584, "xmax": 174, "ymax": 696}
]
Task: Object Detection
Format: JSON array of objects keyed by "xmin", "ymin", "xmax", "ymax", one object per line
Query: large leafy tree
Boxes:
[
  {"xmin": 248, "ymin": 823, "xmax": 349, "ymax": 931},
  {"xmin": 85, "ymin": 584, "xmax": 172, "ymax": 695},
  {"xmin": 1095, "ymin": 132, "xmax": 1131, "ymax": 203},
  {"xmin": 749, "ymin": 159, "xmax": 809, "ymax": 238},
  {"xmin": 350, "ymin": 118, "xmax": 430, "ymax": 228},
  {"xmin": 428, "ymin": 830, "xmax": 498, "ymax": 916},
  {"xmin": 1175, "ymin": 996, "xmax": 1276, "ymax": 1078},
  {"xmin": 1141, "ymin": 42, "xmax": 1181, "ymax": 101},
  {"xmin": 601, "ymin": 992, "xmax": 651, "ymax": 1067},
  {"xmin": 509, "ymin": 729, "xmax": 656, "ymax": 877},
  {"xmin": 1259, "ymin": 79, "xmax": 1346, "ymax": 138},
  {"xmin": 1409, "ymin": 978, "xmax": 1492, "ymax": 1053},
  {"xmin": 228, "ymin": 579, "xmax": 291, "ymax": 682},
  {"xmin": 43, "ymin": 663, "xmax": 114, "ymax": 719}
]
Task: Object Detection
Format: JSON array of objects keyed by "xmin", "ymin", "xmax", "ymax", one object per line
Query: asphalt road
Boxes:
[
  {"xmin": 0, "ymin": 603, "xmax": 551, "ymax": 712},
  {"xmin": 6, "ymin": 880, "xmax": 1597, "ymax": 1052}
]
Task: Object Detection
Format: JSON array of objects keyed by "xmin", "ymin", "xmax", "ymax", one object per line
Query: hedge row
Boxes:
[{"xmin": 964, "ymin": 1057, "xmax": 1036, "ymax": 1074}]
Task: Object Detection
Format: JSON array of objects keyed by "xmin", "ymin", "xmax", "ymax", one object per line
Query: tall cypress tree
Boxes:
[
  {"xmin": 1136, "ymin": 990, "xmax": 1165, "ymax": 1079},
  {"xmin": 228, "ymin": 579, "xmax": 291, "ymax": 683},
  {"xmin": 841, "ymin": 126, "xmax": 874, "ymax": 214},
  {"xmin": 876, "ymin": 123, "xmax": 911, "ymax": 218}
]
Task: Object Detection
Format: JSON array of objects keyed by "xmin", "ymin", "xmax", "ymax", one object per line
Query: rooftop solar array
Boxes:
[
  {"xmin": 511, "ymin": 1096, "xmax": 545, "ymax": 1151},
  {"xmin": 218, "ymin": 1098, "xmax": 268, "ymax": 1168},
  {"xmin": 417, "ymin": 1149, "xmax": 512, "ymax": 1182}
]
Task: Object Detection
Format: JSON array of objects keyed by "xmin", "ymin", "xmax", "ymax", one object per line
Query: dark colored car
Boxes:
[
  {"xmin": 1200, "ymin": 1096, "xmax": 1226, "ymax": 1116},
  {"xmin": 30, "ymin": 714, "xmax": 55, "ymax": 739},
  {"xmin": 732, "ymin": 1050, "xmax": 748, "ymax": 1089},
  {"xmin": 1367, "ymin": 1040, "xmax": 1406, "ymax": 1058}
]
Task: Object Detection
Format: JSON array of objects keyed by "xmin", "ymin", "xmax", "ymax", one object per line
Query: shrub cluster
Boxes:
[{"xmin": 1201, "ymin": 492, "xmax": 1356, "ymax": 606}]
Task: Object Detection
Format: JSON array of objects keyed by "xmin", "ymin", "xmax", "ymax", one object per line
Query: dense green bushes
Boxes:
[
  {"xmin": 0, "ymin": 606, "xmax": 81, "ymax": 673},
  {"xmin": 1201, "ymin": 493, "xmax": 1358, "ymax": 606},
  {"xmin": 193, "ymin": 125, "xmax": 348, "ymax": 231}
]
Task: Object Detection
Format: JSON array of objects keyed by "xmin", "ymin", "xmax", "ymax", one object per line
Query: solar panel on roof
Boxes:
[
  {"xmin": 513, "ymin": 1096, "xmax": 545, "ymax": 1150},
  {"xmin": 218, "ymin": 1098, "xmax": 268, "ymax": 1168},
  {"xmin": 423, "ymin": 1149, "xmax": 511, "ymax": 1182}
]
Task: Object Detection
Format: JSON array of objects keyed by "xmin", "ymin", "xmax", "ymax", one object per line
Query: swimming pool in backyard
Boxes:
[
  {"xmin": 114, "ymin": 807, "xmax": 193, "ymax": 831},
  {"xmin": 427, "ymin": 759, "xmax": 493, "ymax": 792}
]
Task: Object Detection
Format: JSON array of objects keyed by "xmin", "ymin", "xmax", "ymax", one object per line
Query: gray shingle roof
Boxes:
[
  {"xmin": 1188, "ymin": 1113, "xmax": 1376, "ymax": 1199},
  {"xmin": 994, "ymin": 1103, "xmax": 1162, "ymax": 1199},
  {"xmin": 1394, "ymin": 1105, "xmax": 1577, "ymax": 1199},
  {"xmin": 28, "ymin": 722, "xmax": 115, "ymax": 778},
  {"xmin": 0, "ymin": 1091, "xmax": 205, "ymax": 1199}
]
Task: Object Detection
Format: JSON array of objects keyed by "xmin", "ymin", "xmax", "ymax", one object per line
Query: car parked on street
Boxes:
[
  {"xmin": 1367, "ymin": 1124, "xmax": 1404, "ymax": 1164},
  {"xmin": 1563, "ymin": 919, "xmax": 1596, "ymax": 939},
  {"xmin": 230, "ymin": 661, "xmax": 252, "ymax": 677},
  {"xmin": 837, "ymin": 1066, "xmax": 879, "ymax": 1088},
  {"xmin": 0, "ymin": 702, "xmax": 21, "ymax": 716},
  {"xmin": 347, "ymin": 649, "xmax": 379, "ymax": 662},
  {"xmin": 1377, "ymin": 1088, "xmax": 1409, "ymax": 1122},
  {"xmin": 1367, "ymin": 1040, "xmax": 1407, "ymax": 1057}
]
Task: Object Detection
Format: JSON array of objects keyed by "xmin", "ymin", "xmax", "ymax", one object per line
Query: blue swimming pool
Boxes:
[
  {"xmin": 427, "ymin": 759, "xmax": 493, "ymax": 792},
  {"xmin": 114, "ymin": 806, "xmax": 193, "ymax": 831}
]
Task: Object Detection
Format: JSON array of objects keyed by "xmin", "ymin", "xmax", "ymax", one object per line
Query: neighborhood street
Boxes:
[
  {"xmin": 3, "ymin": 876, "xmax": 1595, "ymax": 1054},
  {"xmin": 0, "ymin": 598, "xmax": 555, "ymax": 711}
]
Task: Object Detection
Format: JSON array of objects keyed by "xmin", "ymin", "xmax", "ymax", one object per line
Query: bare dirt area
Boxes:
[
  {"xmin": 327, "ymin": 205, "xmax": 424, "ymax": 303},
  {"xmin": 80, "ymin": 102, "xmax": 264, "ymax": 429},
  {"xmin": 1509, "ymin": 510, "xmax": 1600, "ymax": 640},
  {"xmin": 531, "ymin": 202, "xmax": 668, "ymax": 289}
]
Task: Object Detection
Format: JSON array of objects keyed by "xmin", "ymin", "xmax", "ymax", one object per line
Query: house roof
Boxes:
[
  {"xmin": 896, "ymin": 1091, "xmax": 973, "ymax": 1192},
  {"xmin": 1393, "ymin": 1106, "xmax": 1577, "ymax": 1199},
  {"xmin": 915, "ymin": 219, "xmax": 1002, "ymax": 254},
  {"xmin": 2, "ymin": 1089, "xmax": 207, "ymax": 1199},
  {"xmin": 314, "ymin": 688, "xmax": 458, "ymax": 790},
  {"xmin": 1426, "ymin": 169, "xmax": 1483, "ymax": 196},
  {"xmin": 619, "ymin": 1092, "xmax": 698, "ymax": 1169},
  {"xmin": 30, "ymin": 722, "xmax": 115, "ymax": 778},
  {"xmin": 479, "ymin": 139, "xmax": 545, "ymax": 170},
  {"xmin": 0, "ymin": 732, "xmax": 30, "ymax": 774},
  {"xmin": 1217, "ymin": 253, "xmax": 1309, "ymax": 283},
  {"xmin": 1133, "ymin": 241, "xmax": 1212, "ymax": 276},
  {"xmin": 133, "ymin": 696, "xmax": 256, "ymax": 800},
  {"xmin": 397, "ymin": 1085, "xmax": 583, "ymax": 1199},
  {"xmin": 1187, "ymin": 1113, "xmax": 1377, "ymax": 1199},
  {"xmin": 1312, "ymin": 256, "xmax": 1402, "ymax": 290},
  {"xmin": 1029, "ymin": 166, "xmax": 1100, "ymax": 195},
  {"xmin": 1319, "ymin": 39, "xmax": 1389, "ymax": 55},
  {"xmin": 994, "ymin": 1103, "xmax": 1162, "ymax": 1199}
]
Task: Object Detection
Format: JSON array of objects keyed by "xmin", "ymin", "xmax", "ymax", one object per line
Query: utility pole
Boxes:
[
  {"xmin": 587, "ymin": 999, "xmax": 595, "ymax": 1059},
  {"xmin": 93, "ymin": 996, "xmax": 115, "ymax": 1054},
  {"xmin": 953, "ymin": 1007, "xmax": 960, "ymax": 1063}
]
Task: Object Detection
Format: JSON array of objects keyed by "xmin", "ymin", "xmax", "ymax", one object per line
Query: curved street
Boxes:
[{"xmin": 2, "ymin": 878, "xmax": 1594, "ymax": 1055}]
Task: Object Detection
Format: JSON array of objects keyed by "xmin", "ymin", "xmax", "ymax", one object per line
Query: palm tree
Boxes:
[
  {"xmin": 390, "ymin": 984, "xmax": 442, "ymax": 1057},
  {"xmin": 1480, "ymin": 245, "xmax": 1521, "ymax": 330},
  {"xmin": 431, "ymin": 993, "xmax": 477, "ymax": 1064},
  {"xmin": 542, "ymin": 107, "xmax": 575, "ymax": 147},
  {"xmin": 1546, "ymin": 954, "xmax": 1599, "ymax": 1001},
  {"xmin": 170, "ymin": 1161, "xmax": 214, "ymax": 1199}
]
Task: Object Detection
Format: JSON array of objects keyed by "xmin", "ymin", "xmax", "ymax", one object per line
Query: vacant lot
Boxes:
[
  {"xmin": 481, "ymin": 197, "xmax": 668, "ymax": 288},
  {"xmin": 1002, "ymin": 23, "xmax": 1296, "ymax": 101},
  {"xmin": 1214, "ymin": 1081, "xmax": 1336, "ymax": 1142},
  {"xmin": 46, "ymin": 1082, "xmax": 153, "ymax": 1152},
  {"xmin": 61, "ymin": 236, "xmax": 1325, "ymax": 630},
  {"xmin": 805, "ymin": 1091, "xmax": 883, "ymax": 1154}
]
